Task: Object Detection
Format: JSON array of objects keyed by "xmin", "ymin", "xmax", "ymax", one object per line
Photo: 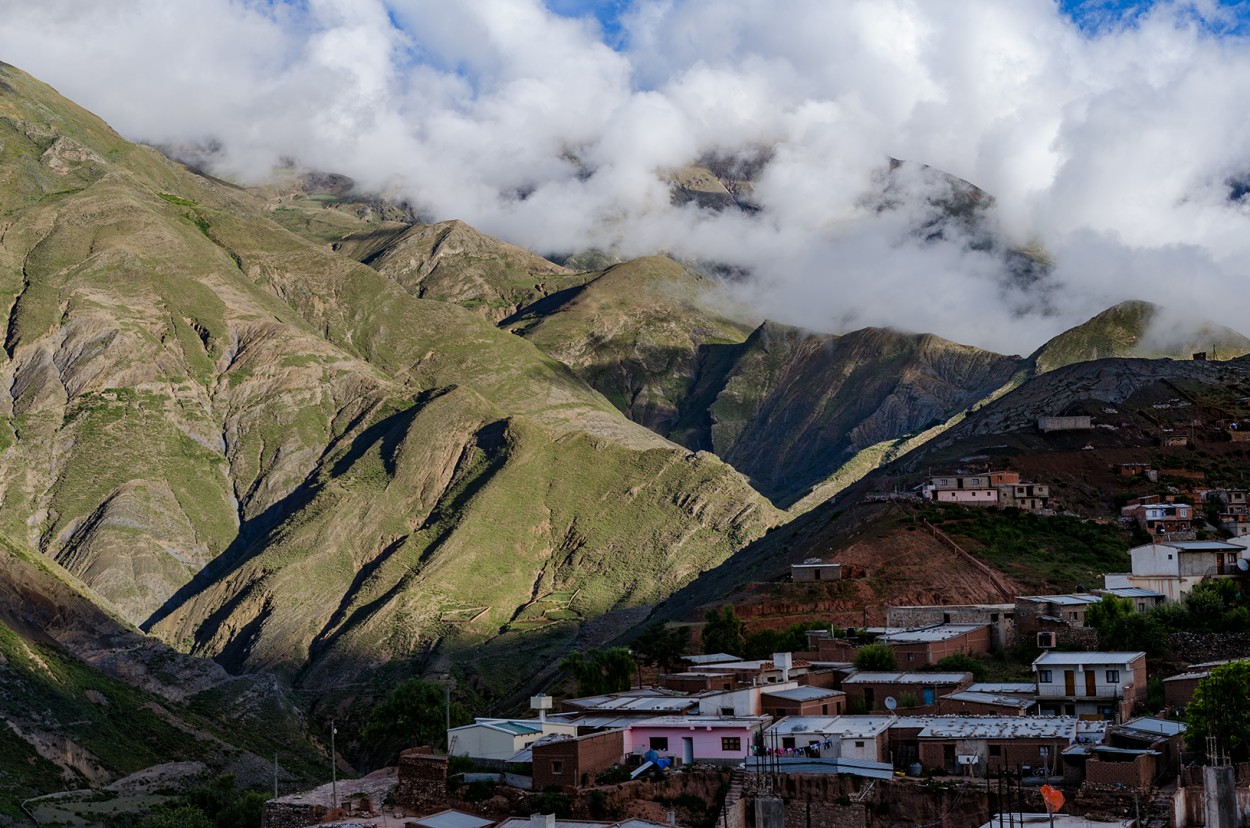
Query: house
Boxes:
[
  {"xmin": 903, "ymin": 715, "xmax": 1091, "ymax": 777},
  {"xmin": 1106, "ymin": 539, "xmax": 1249, "ymax": 602},
  {"xmin": 447, "ymin": 718, "xmax": 578, "ymax": 762},
  {"xmin": 1104, "ymin": 717, "xmax": 1186, "ymax": 783},
  {"xmin": 1015, "ymin": 594, "xmax": 1102, "ymax": 632},
  {"xmin": 1161, "ymin": 658, "xmax": 1249, "ymax": 711},
  {"xmin": 659, "ymin": 654, "xmax": 811, "ymax": 692},
  {"xmin": 1120, "ymin": 496, "xmax": 1194, "ymax": 540},
  {"xmin": 1031, "ymin": 652, "xmax": 1146, "ymax": 720},
  {"xmin": 1038, "ymin": 416, "xmax": 1092, "ymax": 432},
  {"xmin": 763, "ymin": 716, "xmax": 893, "ymax": 762},
  {"xmin": 924, "ymin": 474, "xmax": 998, "ymax": 506},
  {"xmin": 559, "ymin": 693, "xmax": 698, "ymax": 719},
  {"xmin": 1090, "ymin": 587, "xmax": 1167, "ymax": 612},
  {"xmin": 936, "ymin": 689, "xmax": 1036, "ymax": 716},
  {"xmin": 410, "ymin": 810, "xmax": 496, "ymax": 828},
  {"xmin": 624, "ymin": 716, "xmax": 766, "ymax": 765},
  {"xmin": 999, "ymin": 481, "xmax": 1052, "ymax": 512},
  {"xmin": 978, "ymin": 815, "xmax": 1130, "ymax": 827},
  {"xmin": 759, "ymin": 686, "xmax": 846, "ymax": 718},
  {"xmin": 841, "ymin": 672, "xmax": 974, "ymax": 713},
  {"xmin": 531, "ymin": 729, "xmax": 625, "ymax": 789},
  {"xmin": 874, "ymin": 624, "xmax": 991, "ymax": 667},
  {"xmin": 497, "ymin": 816, "xmax": 675, "ymax": 828},
  {"xmin": 696, "ymin": 681, "xmax": 799, "ymax": 717},
  {"xmin": 790, "ymin": 559, "xmax": 841, "ymax": 581},
  {"xmin": 886, "ymin": 604, "xmax": 1016, "ymax": 649}
]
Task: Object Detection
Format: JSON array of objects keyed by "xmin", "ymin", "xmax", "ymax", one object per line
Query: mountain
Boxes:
[
  {"xmin": 1030, "ymin": 299, "xmax": 1250, "ymax": 373},
  {"xmin": 0, "ymin": 63, "xmax": 778, "ymax": 711},
  {"xmin": 0, "ymin": 533, "xmax": 316, "ymax": 814}
]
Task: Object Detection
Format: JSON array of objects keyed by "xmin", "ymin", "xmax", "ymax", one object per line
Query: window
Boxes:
[
  {"xmin": 855, "ymin": 741, "xmax": 865, "ymax": 748},
  {"xmin": 782, "ymin": 737, "xmax": 795, "ymax": 749},
  {"xmin": 721, "ymin": 737, "xmax": 741, "ymax": 751},
  {"xmin": 1106, "ymin": 670, "xmax": 1120, "ymax": 683},
  {"xmin": 821, "ymin": 704, "xmax": 828, "ymax": 715},
  {"xmin": 551, "ymin": 760, "xmax": 563, "ymax": 775},
  {"xmin": 649, "ymin": 737, "xmax": 669, "ymax": 751},
  {"xmin": 989, "ymin": 745, "xmax": 1001, "ymax": 757},
  {"xmin": 1038, "ymin": 670, "xmax": 1053, "ymax": 683},
  {"xmin": 720, "ymin": 707, "xmax": 734, "ymax": 716},
  {"xmin": 907, "ymin": 652, "xmax": 915, "ymax": 662}
]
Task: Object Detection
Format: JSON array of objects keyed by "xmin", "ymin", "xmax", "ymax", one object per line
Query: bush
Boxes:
[
  {"xmin": 930, "ymin": 653, "xmax": 987, "ymax": 682},
  {"xmin": 853, "ymin": 643, "xmax": 897, "ymax": 672}
]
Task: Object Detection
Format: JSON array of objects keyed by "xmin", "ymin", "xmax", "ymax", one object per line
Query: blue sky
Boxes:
[{"xmin": 542, "ymin": 0, "xmax": 1250, "ymax": 40}]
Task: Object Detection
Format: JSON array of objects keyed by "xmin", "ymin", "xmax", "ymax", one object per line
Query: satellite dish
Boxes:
[
  {"xmin": 884, "ymin": 696, "xmax": 897, "ymax": 711},
  {"xmin": 1238, "ymin": 558, "xmax": 1249, "ymax": 572}
]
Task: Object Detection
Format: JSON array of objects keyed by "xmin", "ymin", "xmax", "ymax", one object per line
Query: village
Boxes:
[{"xmin": 259, "ymin": 453, "xmax": 1250, "ymax": 828}]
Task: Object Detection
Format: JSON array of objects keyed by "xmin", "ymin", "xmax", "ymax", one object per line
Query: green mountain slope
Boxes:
[
  {"xmin": 0, "ymin": 64, "xmax": 778, "ymax": 703},
  {"xmin": 1031, "ymin": 300, "xmax": 1250, "ymax": 373}
]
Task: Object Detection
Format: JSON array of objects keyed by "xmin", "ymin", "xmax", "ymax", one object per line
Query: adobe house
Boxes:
[
  {"xmin": 887, "ymin": 603, "xmax": 1016, "ymax": 649},
  {"xmin": 531, "ymin": 729, "xmax": 625, "ymax": 789},
  {"xmin": 790, "ymin": 558, "xmax": 841, "ymax": 581},
  {"xmin": 841, "ymin": 671, "xmax": 973, "ymax": 713},
  {"xmin": 759, "ymin": 686, "xmax": 846, "ymax": 718},
  {"xmin": 875, "ymin": 623, "xmax": 991, "ymax": 667}
]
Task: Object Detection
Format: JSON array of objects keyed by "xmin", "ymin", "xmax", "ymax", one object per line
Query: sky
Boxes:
[{"xmin": 2, "ymin": 0, "xmax": 1250, "ymax": 354}]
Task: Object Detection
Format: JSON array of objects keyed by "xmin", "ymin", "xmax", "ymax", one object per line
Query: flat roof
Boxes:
[
  {"xmin": 588, "ymin": 697, "xmax": 697, "ymax": 713},
  {"xmin": 631, "ymin": 716, "xmax": 765, "ymax": 729},
  {"xmin": 743, "ymin": 756, "xmax": 894, "ymax": 779},
  {"xmin": 1117, "ymin": 717, "xmax": 1186, "ymax": 738},
  {"xmin": 1020, "ymin": 594, "xmax": 1101, "ymax": 606},
  {"xmin": 968, "ymin": 682, "xmax": 1037, "ymax": 695},
  {"xmin": 767, "ymin": 716, "xmax": 894, "ymax": 738},
  {"xmin": 412, "ymin": 810, "xmax": 496, "ymax": 828},
  {"xmin": 940, "ymin": 691, "xmax": 1034, "ymax": 709},
  {"xmin": 681, "ymin": 653, "xmax": 741, "ymax": 664},
  {"xmin": 761, "ymin": 686, "xmax": 843, "ymax": 702},
  {"xmin": 1033, "ymin": 651, "xmax": 1145, "ymax": 666},
  {"xmin": 978, "ymin": 815, "xmax": 1132, "ymax": 828},
  {"xmin": 843, "ymin": 672, "xmax": 971, "ymax": 685},
  {"xmin": 877, "ymin": 624, "xmax": 986, "ymax": 643},
  {"xmin": 915, "ymin": 716, "xmax": 1075, "ymax": 739},
  {"xmin": 791, "ymin": 561, "xmax": 840, "ymax": 568}
]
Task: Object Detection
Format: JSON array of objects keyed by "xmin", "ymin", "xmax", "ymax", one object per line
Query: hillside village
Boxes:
[{"xmin": 255, "ymin": 455, "xmax": 1250, "ymax": 828}]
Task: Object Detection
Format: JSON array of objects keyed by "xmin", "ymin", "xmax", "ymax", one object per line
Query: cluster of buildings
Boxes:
[
  {"xmin": 922, "ymin": 472, "xmax": 1052, "ymax": 512},
  {"xmin": 443, "ymin": 643, "xmax": 1184, "ymax": 793}
]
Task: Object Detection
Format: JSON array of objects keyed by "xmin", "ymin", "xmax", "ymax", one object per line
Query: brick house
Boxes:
[
  {"xmin": 876, "ymin": 624, "xmax": 991, "ymax": 667},
  {"xmin": 886, "ymin": 604, "xmax": 1015, "ymax": 649},
  {"xmin": 937, "ymin": 689, "xmax": 1036, "ymax": 716},
  {"xmin": 841, "ymin": 672, "xmax": 973, "ymax": 713},
  {"xmin": 531, "ymin": 729, "xmax": 625, "ymax": 789},
  {"xmin": 906, "ymin": 716, "xmax": 1094, "ymax": 777},
  {"xmin": 759, "ymin": 686, "xmax": 846, "ymax": 718}
]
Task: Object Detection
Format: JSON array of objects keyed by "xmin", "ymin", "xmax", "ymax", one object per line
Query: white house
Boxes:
[
  {"xmin": 1104, "ymin": 540, "xmax": 1248, "ymax": 601},
  {"xmin": 764, "ymin": 716, "xmax": 894, "ymax": 763},
  {"xmin": 1032, "ymin": 652, "xmax": 1146, "ymax": 721},
  {"xmin": 447, "ymin": 718, "xmax": 578, "ymax": 761}
]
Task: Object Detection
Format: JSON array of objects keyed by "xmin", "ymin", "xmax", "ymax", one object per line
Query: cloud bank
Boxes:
[{"xmin": 2, "ymin": 0, "xmax": 1249, "ymax": 353}]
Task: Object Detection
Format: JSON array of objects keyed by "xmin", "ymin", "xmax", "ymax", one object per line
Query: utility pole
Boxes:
[
  {"xmin": 273, "ymin": 752, "xmax": 279, "ymax": 799},
  {"xmin": 444, "ymin": 676, "xmax": 452, "ymax": 751},
  {"xmin": 330, "ymin": 719, "xmax": 337, "ymax": 810}
]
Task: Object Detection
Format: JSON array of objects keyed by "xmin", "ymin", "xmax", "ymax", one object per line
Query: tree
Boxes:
[
  {"xmin": 632, "ymin": 623, "xmax": 691, "ymax": 673},
  {"xmin": 932, "ymin": 652, "xmax": 987, "ymax": 682},
  {"xmin": 140, "ymin": 806, "xmax": 214, "ymax": 828},
  {"xmin": 1086, "ymin": 594, "xmax": 1161, "ymax": 654},
  {"xmin": 561, "ymin": 648, "xmax": 635, "ymax": 696},
  {"xmin": 853, "ymin": 643, "xmax": 897, "ymax": 672},
  {"xmin": 1186, "ymin": 660, "xmax": 1250, "ymax": 762},
  {"xmin": 362, "ymin": 678, "xmax": 470, "ymax": 765},
  {"xmin": 701, "ymin": 605, "xmax": 745, "ymax": 656}
]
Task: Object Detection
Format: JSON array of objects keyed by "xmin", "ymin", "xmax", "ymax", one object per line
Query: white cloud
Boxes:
[{"xmin": 1, "ymin": 0, "xmax": 1249, "ymax": 353}]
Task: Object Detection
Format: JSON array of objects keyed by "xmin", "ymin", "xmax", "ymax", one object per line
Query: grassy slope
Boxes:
[{"xmin": 0, "ymin": 65, "xmax": 778, "ymax": 704}]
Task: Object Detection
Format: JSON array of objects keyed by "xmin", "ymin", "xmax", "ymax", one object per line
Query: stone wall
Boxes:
[
  {"xmin": 395, "ymin": 749, "xmax": 449, "ymax": 810},
  {"xmin": 260, "ymin": 802, "xmax": 327, "ymax": 828},
  {"xmin": 1165, "ymin": 633, "xmax": 1250, "ymax": 665}
]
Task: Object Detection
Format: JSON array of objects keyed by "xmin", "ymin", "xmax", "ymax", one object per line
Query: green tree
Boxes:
[
  {"xmin": 362, "ymin": 678, "xmax": 470, "ymax": 765},
  {"xmin": 931, "ymin": 652, "xmax": 987, "ymax": 682},
  {"xmin": 701, "ymin": 605, "xmax": 746, "ymax": 656},
  {"xmin": 1186, "ymin": 660, "xmax": 1250, "ymax": 762},
  {"xmin": 632, "ymin": 623, "xmax": 691, "ymax": 673},
  {"xmin": 139, "ymin": 806, "xmax": 214, "ymax": 828},
  {"xmin": 853, "ymin": 643, "xmax": 897, "ymax": 672},
  {"xmin": 1086, "ymin": 594, "xmax": 1161, "ymax": 654},
  {"xmin": 561, "ymin": 647, "xmax": 635, "ymax": 696}
]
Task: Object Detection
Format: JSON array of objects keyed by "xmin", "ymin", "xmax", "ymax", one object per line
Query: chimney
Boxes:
[
  {"xmin": 532, "ymin": 814, "xmax": 557, "ymax": 828},
  {"xmin": 531, "ymin": 694, "xmax": 553, "ymax": 724},
  {"xmin": 773, "ymin": 652, "xmax": 793, "ymax": 683}
]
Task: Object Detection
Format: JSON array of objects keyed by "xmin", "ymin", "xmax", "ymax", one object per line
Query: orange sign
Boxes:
[{"xmin": 1040, "ymin": 784, "xmax": 1065, "ymax": 814}]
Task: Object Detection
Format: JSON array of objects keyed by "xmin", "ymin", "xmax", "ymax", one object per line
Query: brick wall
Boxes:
[
  {"xmin": 532, "ymin": 730, "xmax": 624, "ymax": 790},
  {"xmin": 1084, "ymin": 753, "xmax": 1154, "ymax": 789},
  {"xmin": 1163, "ymin": 675, "xmax": 1203, "ymax": 711},
  {"xmin": 917, "ymin": 738, "xmax": 1068, "ymax": 776}
]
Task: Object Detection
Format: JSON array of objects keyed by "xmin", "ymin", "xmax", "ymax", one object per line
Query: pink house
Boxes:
[{"xmin": 624, "ymin": 716, "xmax": 765, "ymax": 765}]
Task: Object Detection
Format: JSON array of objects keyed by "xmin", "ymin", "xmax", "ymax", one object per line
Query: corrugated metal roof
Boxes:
[
  {"xmin": 877, "ymin": 624, "xmax": 986, "ymax": 643},
  {"xmin": 1032, "ymin": 651, "xmax": 1145, "ymax": 666},
  {"xmin": 968, "ymin": 683, "xmax": 1037, "ymax": 695},
  {"xmin": 843, "ymin": 672, "xmax": 970, "ymax": 684},
  {"xmin": 743, "ymin": 757, "xmax": 894, "ymax": 779},
  {"xmin": 761, "ymin": 686, "xmax": 842, "ymax": 702},
  {"xmin": 1117, "ymin": 717, "xmax": 1186, "ymax": 737},
  {"xmin": 940, "ymin": 691, "xmax": 1034, "ymax": 709}
]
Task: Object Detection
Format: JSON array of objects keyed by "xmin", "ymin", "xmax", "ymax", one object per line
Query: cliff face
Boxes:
[{"xmin": 0, "ymin": 64, "xmax": 779, "ymax": 703}]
